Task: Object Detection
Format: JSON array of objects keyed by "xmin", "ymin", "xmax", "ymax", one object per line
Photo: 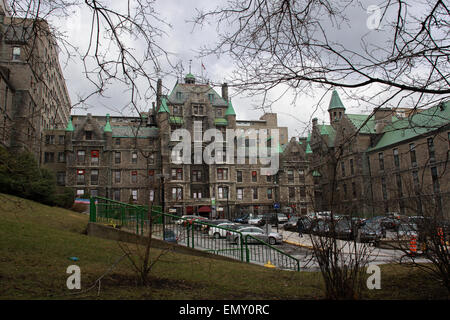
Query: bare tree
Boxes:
[{"xmin": 193, "ymin": 0, "xmax": 449, "ymax": 111}]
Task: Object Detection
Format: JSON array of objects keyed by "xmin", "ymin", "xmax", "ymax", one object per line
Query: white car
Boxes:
[
  {"xmin": 226, "ymin": 226, "xmax": 283, "ymax": 245},
  {"xmin": 209, "ymin": 222, "xmax": 238, "ymax": 239},
  {"xmin": 277, "ymin": 213, "xmax": 289, "ymax": 224},
  {"xmin": 248, "ymin": 215, "xmax": 265, "ymax": 226},
  {"xmin": 174, "ymin": 215, "xmax": 207, "ymax": 225}
]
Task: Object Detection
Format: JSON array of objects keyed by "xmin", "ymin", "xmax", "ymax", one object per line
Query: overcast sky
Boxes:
[{"xmin": 54, "ymin": 0, "xmax": 392, "ymax": 139}]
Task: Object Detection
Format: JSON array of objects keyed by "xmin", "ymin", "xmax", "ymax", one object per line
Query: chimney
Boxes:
[
  {"xmin": 312, "ymin": 118, "xmax": 318, "ymax": 127},
  {"xmin": 374, "ymin": 107, "xmax": 393, "ymax": 134},
  {"xmin": 156, "ymin": 78, "xmax": 162, "ymax": 110},
  {"xmin": 221, "ymin": 83, "xmax": 228, "ymax": 102}
]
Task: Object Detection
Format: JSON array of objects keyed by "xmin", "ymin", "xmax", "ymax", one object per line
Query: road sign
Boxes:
[
  {"xmin": 211, "ymin": 198, "xmax": 216, "ymax": 205},
  {"xmin": 274, "ymin": 203, "xmax": 280, "ymax": 209}
]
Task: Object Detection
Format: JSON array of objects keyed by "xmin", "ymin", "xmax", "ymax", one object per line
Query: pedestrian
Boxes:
[{"xmin": 297, "ymin": 219, "xmax": 304, "ymax": 238}]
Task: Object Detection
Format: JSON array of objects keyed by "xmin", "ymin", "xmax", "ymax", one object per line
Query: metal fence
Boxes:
[{"xmin": 90, "ymin": 197, "xmax": 300, "ymax": 271}]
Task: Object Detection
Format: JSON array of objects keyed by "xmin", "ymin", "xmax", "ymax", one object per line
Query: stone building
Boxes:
[
  {"xmin": 0, "ymin": 7, "xmax": 71, "ymax": 158},
  {"xmin": 309, "ymin": 89, "xmax": 450, "ymax": 219},
  {"xmin": 42, "ymin": 73, "xmax": 316, "ymax": 218}
]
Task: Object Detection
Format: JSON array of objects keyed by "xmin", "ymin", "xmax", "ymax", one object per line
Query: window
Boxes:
[
  {"xmin": 431, "ymin": 167, "xmax": 440, "ymax": 194},
  {"xmin": 217, "ymin": 168, "xmax": 228, "ymax": 180},
  {"xmin": 378, "ymin": 152, "xmax": 384, "ymax": 171},
  {"xmin": 237, "ymin": 171, "xmax": 243, "ymax": 183},
  {"xmin": 350, "ymin": 159, "xmax": 354, "ymax": 175},
  {"xmin": 427, "ymin": 137, "xmax": 435, "ymax": 163},
  {"xmin": 287, "ymin": 170, "xmax": 294, "ymax": 183},
  {"xmin": 45, "ymin": 135, "xmax": 55, "ymax": 144},
  {"xmin": 90, "ymin": 190, "xmax": 98, "ymax": 197},
  {"xmin": 149, "ymin": 189, "xmax": 155, "ymax": 202},
  {"xmin": 289, "ymin": 187, "xmax": 295, "ymax": 200},
  {"xmin": 44, "ymin": 152, "xmax": 54, "ymax": 163},
  {"xmin": 131, "ymin": 152, "xmax": 138, "ymax": 164},
  {"xmin": 76, "ymin": 150, "xmax": 85, "ymax": 163},
  {"xmin": 58, "ymin": 135, "xmax": 65, "ymax": 145},
  {"xmin": 114, "ymin": 170, "xmax": 121, "ymax": 183},
  {"xmin": 172, "ymin": 187, "xmax": 183, "ymax": 200},
  {"xmin": 148, "ymin": 170, "xmax": 154, "ymax": 182},
  {"xmin": 266, "ymin": 175, "xmax": 272, "ymax": 182},
  {"xmin": 381, "ymin": 177, "xmax": 388, "ymax": 201},
  {"xmin": 252, "ymin": 187, "xmax": 258, "ymax": 200},
  {"xmin": 193, "ymin": 105, "xmax": 204, "ymax": 115},
  {"xmin": 341, "ymin": 161, "xmax": 346, "ymax": 177},
  {"xmin": 300, "ymin": 186, "xmax": 306, "ymax": 198},
  {"xmin": 149, "ymin": 153, "xmax": 155, "ymax": 164},
  {"xmin": 393, "ymin": 148, "xmax": 400, "ymax": 169},
  {"xmin": 12, "ymin": 47, "xmax": 21, "ymax": 61},
  {"xmin": 114, "ymin": 152, "xmax": 121, "ymax": 164},
  {"xmin": 56, "ymin": 172, "xmax": 65, "ymax": 186},
  {"xmin": 192, "ymin": 190, "xmax": 202, "ymax": 199},
  {"xmin": 131, "ymin": 171, "xmax": 138, "ymax": 183},
  {"xmin": 176, "ymin": 92, "xmax": 183, "ymax": 100},
  {"xmin": 173, "ymin": 105, "xmax": 181, "ymax": 115},
  {"xmin": 298, "ymin": 169, "xmax": 305, "ymax": 183},
  {"xmin": 352, "ymin": 182, "xmax": 357, "ymax": 198},
  {"xmin": 91, "ymin": 150, "xmax": 99, "ymax": 165},
  {"xmin": 115, "ymin": 138, "xmax": 121, "ymax": 145},
  {"xmin": 412, "ymin": 170, "xmax": 420, "ymax": 192},
  {"xmin": 343, "ymin": 184, "xmax": 347, "ymax": 199},
  {"xmin": 208, "ymin": 93, "xmax": 215, "ymax": 103},
  {"xmin": 396, "ymin": 173, "xmax": 403, "ymax": 197},
  {"xmin": 192, "ymin": 170, "xmax": 202, "ymax": 182},
  {"xmin": 237, "ymin": 188, "xmax": 243, "ymax": 200},
  {"xmin": 218, "ymin": 186, "xmax": 229, "ymax": 199},
  {"xmin": 91, "ymin": 170, "xmax": 99, "ymax": 185},
  {"xmin": 131, "ymin": 189, "xmax": 138, "ymax": 201},
  {"xmin": 171, "ymin": 168, "xmax": 183, "ymax": 180},
  {"xmin": 77, "ymin": 169, "xmax": 85, "ymax": 185},
  {"xmin": 251, "ymin": 171, "xmax": 257, "ymax": 182},
  {"xmin": 76, "ymin": 189, "xmax": 85, "ymax": 197},
  {"xmin": 113, "ymin": 189, "xmax": 121, "ymax": 201},
  {"xmin": 85, "ymin": 131, "xmax": 92, "ymax": 140},
  {"xmin": 267, "ymin": 188, "xmax": 273, "ymax": 200},
  {"xmin": 216, "ymin": 108, "xmax": 223, "ymax": 117},
  {"xmin": 409, "ymin": 143, "xmax": 417, "ymax": 167}
]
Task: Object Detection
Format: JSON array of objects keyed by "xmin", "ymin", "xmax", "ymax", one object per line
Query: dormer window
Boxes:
[
  {"xmin": 85, "ymin": 131, "xmax": 92, "ymax": 140},
  {"xmin": 208, "ymin": 94, "xmax": 215, "ymax": 103},
  {"xmin": 216, "ymin": 108, "xmax": 223, "ymax": 117},
  {"xmin": 176, "ymin": 92, "xmax": 183, "ymax": 100}
]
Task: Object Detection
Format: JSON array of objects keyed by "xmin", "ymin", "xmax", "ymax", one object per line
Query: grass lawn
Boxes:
[{"xmin": 0, "ymin": 193, "xmax": 448, "ymax": 300}]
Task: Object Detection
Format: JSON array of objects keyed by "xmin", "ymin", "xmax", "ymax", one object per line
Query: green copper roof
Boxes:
[
  {"xmin": 305, "ymin": 143, "xmax": 313, "ymax": 154},
  {"xmin": 169, "ymin": 116, "xmax": 184, "ymax": 124},
  {"xmin": 312, "ymin": 170, "xmax": 321, "ymax": 177},
  {"xmin": 185, "ymin": 73, "xmax": 195, "ymax": 79},
  {"xmin": 317, "ymin": 124, "xmax": 336, "ymax": 147},
  {"xmin": 368, "ymin": 101, "xmax": 450, "ymax": 152},
  {"xmin": 103, "ymin": 114, "xmax": 112, "ymax": 132},
  {"xmin": 65, "ymin": 117, "xmax": 74, "ymax": 132},
  {"xmin": 328, "ymin": 90, "xmax": 346, "ymax": 111},
  {"xmin": 214, "ymin": 118, "xmax": 228, "ymax": 126},
  {"xmin": 346, "ymin": 114, "xmax": 399, "ymax": 134},
  {"xmin": 225, "ymin": 100, "xmax": 236, "ymax": 116},
  {"xmin": 158, "ymin": 97, "xmax": 170, "ymax": 113},
  {"xmin": 306, "ymin": 132, "xmax": 311, "ymax": 142}
]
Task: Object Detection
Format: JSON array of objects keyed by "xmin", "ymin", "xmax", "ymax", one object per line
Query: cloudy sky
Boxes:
[{"xmin": 53, "ymin": 0, "xmax": 391, "ymax": 139}]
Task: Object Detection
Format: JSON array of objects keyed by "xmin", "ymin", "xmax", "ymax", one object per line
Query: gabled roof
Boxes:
[
  {"xmin": 167, "ymin": 83, "xmax": 228, "ymax": 107},
  {"xmin": 158, "ymin": 97, "xmax": 170, "ymax": 113},
  {"xmin": 328, "ymin": 90, "xmax": 346, "ymax": 111},
  {"xmin": 346, "ymin": 114, "xmax": 399, "ymax": 134},
  {"xmin": 368, "ymin": 101, "xmax": 450, "ymax": 152},
  {"xmin": 317, "ymin": 124, "xmax": 336, "ymax": 147},
  {"xmin": 65, "ymin": 117, "xmax": 74, "ymax": 132},
  {"xmin": 103, "ymin": 114, "xmax": 112, "ymax": 132},
  {"xmin": 109, "ymin": 126, "xmax": 159, "ymax": 138},
  {"xmin": 225, "ymin": 100, "xmax": 236, "ymax": 116}
]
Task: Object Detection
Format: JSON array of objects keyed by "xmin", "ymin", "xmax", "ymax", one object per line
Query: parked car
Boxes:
[
  {"xmin": 357, "ymin": 221, "xmax": 384, "ymax": 244},
  {"xmin": 277, "ymin": 213, "xmax": 289, "ymax": 224},
  {"xmin": 209, "ymin": 222, "xmax": 238, "ymax": 239},
  {"xmin": 234, "ymin": 213, "xmax": 250, "ymax": 224},
  {"xmin": 201, "ymin": 219, "xmax": 231, "ymax": 232},
  {"xmin": 334, "ymin": 218, "xmax": 355, "ymax": 240},
  {"xmin": 311, "ymin": 219, "xmax": 331, "ymax": 236},
  {"xmin": 174, "ymin": 215, "xmax": 206, "ymax": 225},
  {"xmin": 248, "ymin": 215, "xmax": 265, "ymax": 226},
  {"xmin": 226, "ymin": 226, "xmax": 283, "ymax": 245},
  {"xmin": 283, "ymin": 216, "xmax": 300, "ymax": 231},
  {"xmin": 396, "ymin": 223, "xmax": 418, "ymax": 239}
]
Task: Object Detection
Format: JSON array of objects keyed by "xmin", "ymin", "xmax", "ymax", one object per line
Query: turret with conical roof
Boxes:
[
  {"xmin": 64, "ymin": 116, "xmax": 74, "ymax": 151},
  {"xmin": 225, "ymin": 99, "xmax": 236, "ymax": 128},
  {"xmin": 104, "ymin": 114, "xmax": 112, "ymax": 149},
  {"xmin": 328, "ymin": 89, "xmax": 345, "ymax": 123}
]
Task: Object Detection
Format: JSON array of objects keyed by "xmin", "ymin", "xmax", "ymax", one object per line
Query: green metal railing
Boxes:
[{"xmin": 89, "ymin": 197, "xmax": 300, "ymax": 271}]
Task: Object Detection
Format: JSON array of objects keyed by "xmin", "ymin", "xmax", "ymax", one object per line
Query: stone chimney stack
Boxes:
[
  {"xmin": 374, "ymin": 107, "xmax": 393, "ymax": 134},
  {"xmin": 222, "ymin": 83, "xmax": 228, "ymax": 102}
]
